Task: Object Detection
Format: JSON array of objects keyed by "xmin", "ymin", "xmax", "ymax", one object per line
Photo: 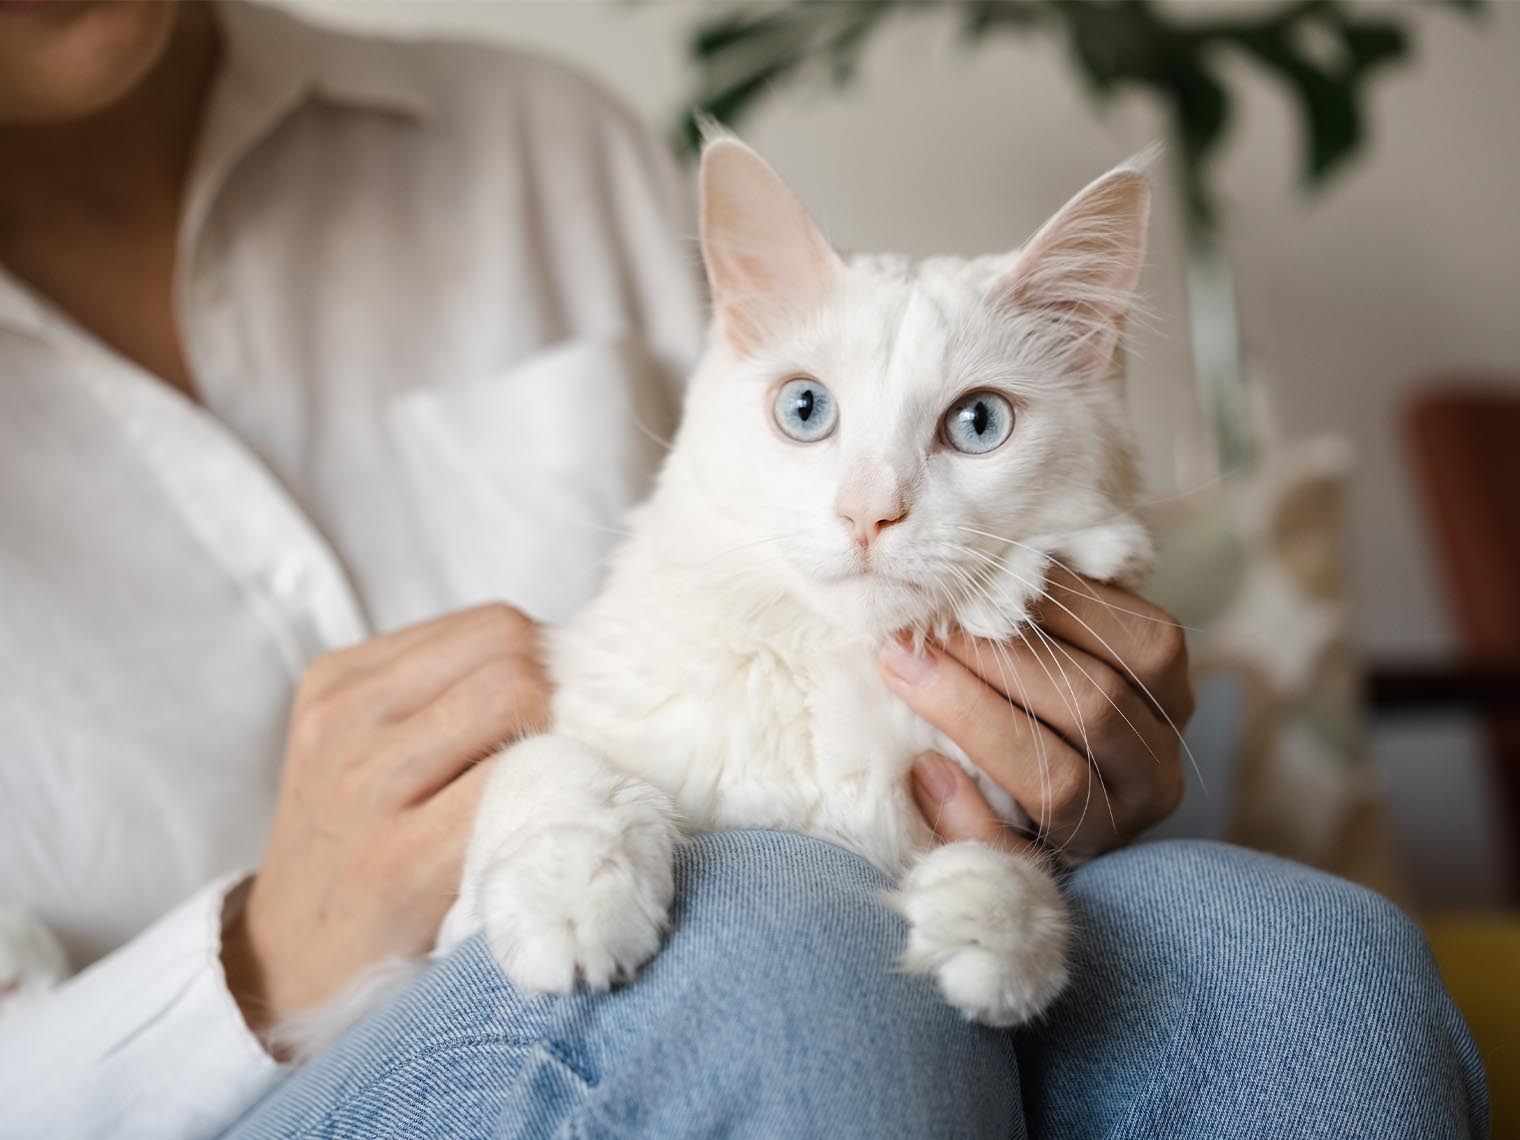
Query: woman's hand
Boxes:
[
  {"xmin": 221, "ymin": 603, "xmax": 550, "ymax": 1042},
  {"xmin": 880, "ymin": 568, "xmax": 1194, "ymax": 861}
]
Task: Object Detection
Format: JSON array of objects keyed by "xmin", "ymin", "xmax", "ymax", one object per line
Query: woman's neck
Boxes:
[
  {"xmin": 0, "ymin": 7, "xmax": 220, "ymax": 397},
  {"xmin": 0, "ymin": 4, "xmax": 219, "ymax": 238}
]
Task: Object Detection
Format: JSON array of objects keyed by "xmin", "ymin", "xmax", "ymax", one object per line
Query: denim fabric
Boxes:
[
  {"xmin": 1025, "ymin": 841, "xmax": 1488, "ymax": 1140},
  {"xmin": 223, "ymin": 834, "xmax": 1487, "ymax": 1139}
]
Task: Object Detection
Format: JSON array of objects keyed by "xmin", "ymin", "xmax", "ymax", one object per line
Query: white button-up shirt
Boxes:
[{"xmin": 0, "ymin": 4, "xmax": 702, "ymax": 1135}]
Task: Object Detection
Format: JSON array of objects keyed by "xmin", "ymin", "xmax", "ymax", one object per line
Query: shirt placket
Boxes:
[
  {"xmin": 181, "ymin": 45, "xmax": 372, "ymax": 670},
  {"xmin": 26, "ymin": 33, "xmax": 373, "ymax": 677},
  {"xmin": 42, "ymin": 317, "xmax": 368, "ymax": 682}
]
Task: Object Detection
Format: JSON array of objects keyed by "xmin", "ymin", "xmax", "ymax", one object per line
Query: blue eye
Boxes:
[
  {"xmin": 942, "ymin": 391, "xmax": 1015, "ymax": 454},
  {"xmin": 773, "ymin": 377, "xmax": 838, "ymax": 443}
]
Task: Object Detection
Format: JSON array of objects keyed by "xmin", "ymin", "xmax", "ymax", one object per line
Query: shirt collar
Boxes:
[{"xmin": 215, "ymin": 1, "xmax": 436, "ymax": 125}]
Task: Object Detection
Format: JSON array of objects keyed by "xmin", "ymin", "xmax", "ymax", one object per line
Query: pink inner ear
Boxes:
[
  {"xmin": 998, "ymin": 168, "xmax": 1150, "ymax": 377},
  {"xmin": 709, "ymin": 237, "xmax": 841, "ymax": 355},
  {"xmin": 708, "ymin": 249, "xmax": 778, "ymax": 353},
  {"xmin": 718, "ymin": 302, "xmax": 765, "ymax": 356},
  {"xmin": 731, "ymin": 251, "xmax": 782, "ymax": 290},
  {"xmin": 699, "ymin": 138, "xmax": 843, "ymax": 355}
]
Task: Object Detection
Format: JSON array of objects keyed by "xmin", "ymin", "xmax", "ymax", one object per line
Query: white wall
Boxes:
[{"xmin": 280, "ymin": 0, "xmax": 1520, "ymax": 902}]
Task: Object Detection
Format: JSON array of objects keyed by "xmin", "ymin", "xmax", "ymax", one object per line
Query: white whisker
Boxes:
[
  {"xmin": 954, "ymin": 524, "xmax": 1202, "ymax": 634},
  {"xmin": 955, "ymin": 538, "xmax": 1206, "ymax": 796}
]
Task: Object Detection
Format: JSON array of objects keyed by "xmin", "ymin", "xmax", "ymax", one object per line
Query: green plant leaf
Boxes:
[{"xmin": 677, "ymin": 0, "xmax": 1482, "ymax": 226}]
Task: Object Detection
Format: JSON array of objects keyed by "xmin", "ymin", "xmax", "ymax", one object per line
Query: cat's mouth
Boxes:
[{"xmin": 815, "ymin": 565, "xmax": 925, "ymax": 591}]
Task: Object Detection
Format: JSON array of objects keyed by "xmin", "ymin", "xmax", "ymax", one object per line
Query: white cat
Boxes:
[{"xmin": 443, "ymin": 136, "xmax": 1154, "ymax": 1027}]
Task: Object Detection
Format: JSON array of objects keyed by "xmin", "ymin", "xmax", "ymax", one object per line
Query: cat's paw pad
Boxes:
[
  {"xmin": 891, "ymin": 842, "xmax": 1069, "ymax": 1028},
  {"xmin": 477, "ymin": 789, "xmax": 677, "ymax": 995}
]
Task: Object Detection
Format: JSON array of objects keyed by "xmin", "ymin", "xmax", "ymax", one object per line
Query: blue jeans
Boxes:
[{"xmin": 224, "ymin": 833, "xmax": 1488, "ymax": 1139}]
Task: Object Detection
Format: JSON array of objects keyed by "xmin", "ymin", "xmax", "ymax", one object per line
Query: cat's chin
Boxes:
[{"xmin": 797, "ymin": 571, "xmax": 940, "ymax": 641}]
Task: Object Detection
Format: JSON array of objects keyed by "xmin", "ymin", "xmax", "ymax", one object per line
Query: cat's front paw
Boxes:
[
  {"xmin": 476, "ymin": 782, "xmax": 678, "ymax": 995},
  {"xmin": 891, "ymin": 842, "xmax": 1069, "ymax": 1027}
]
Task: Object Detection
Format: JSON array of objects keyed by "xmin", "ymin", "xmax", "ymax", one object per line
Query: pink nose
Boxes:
[{"xmin": 836, "ymin": 496, "xmax": 908, "ymax": 550}]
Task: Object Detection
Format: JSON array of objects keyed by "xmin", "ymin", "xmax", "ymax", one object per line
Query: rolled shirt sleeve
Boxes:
[{"xmin": 0, "ymin": 874, "xmax": 284, "ymax": 1140}]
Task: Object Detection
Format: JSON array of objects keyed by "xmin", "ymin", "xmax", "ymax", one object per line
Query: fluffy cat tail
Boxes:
[{"xmin": 265, "ymin": 956, "xmax": 423, "ymax": 1063}]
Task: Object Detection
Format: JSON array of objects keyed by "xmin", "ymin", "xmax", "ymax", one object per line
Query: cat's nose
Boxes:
[{"xmin": 835, "ymin": 493, "xmax": 909, "ymax": 551}]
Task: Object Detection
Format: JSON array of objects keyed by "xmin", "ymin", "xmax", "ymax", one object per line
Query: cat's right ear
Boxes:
[
  {"xmin": 699, "ymin": 137, "xmax": 844, "ymax": 355},
  {"xmin": 995, "ymin": 154, "xmax": 1153, "ymax": 381}
]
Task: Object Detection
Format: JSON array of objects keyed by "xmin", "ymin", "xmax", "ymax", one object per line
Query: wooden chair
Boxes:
[
  {"xmin": 1375, "ymin": 386, "xmax": 1520, "ymax": 1135},
  {"xmin": 1369, "ymin": 386, "xmax": 1520, "ymax": 888}
]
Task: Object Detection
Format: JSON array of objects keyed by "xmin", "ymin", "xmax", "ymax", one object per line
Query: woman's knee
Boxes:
[
  {"xmin": 667, "ymin": 831, "xmax": 1021, "ymax": 1091},
  {"xmin": 545, "ymin": 829, "xmax": 1022, "ymax": 1137},
  {"xmin": 1067, "ymin": 839, "xmax": 1440, "ymax": 999},
  {"xmin": 1038, "ymin": 840, "xmax": 1487, "ymax": 1138},
  {"xmin": 665, "ymin": 829, "xmax": 902, "ymax": 993}
]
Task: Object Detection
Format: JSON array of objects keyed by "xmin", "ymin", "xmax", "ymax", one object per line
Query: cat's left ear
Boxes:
[
  {"xmin": 700, "ymin": 136, "xmax": 845, "ymax": 355},
  {"xmin": 996, "ymin": 154, "xmax": 1152, "ymax": 380}
]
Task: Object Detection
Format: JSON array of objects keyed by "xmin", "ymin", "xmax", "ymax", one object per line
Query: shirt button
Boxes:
[{"xmin": 269, "ymin": 557, "xmax": 312, "ymax": 600}]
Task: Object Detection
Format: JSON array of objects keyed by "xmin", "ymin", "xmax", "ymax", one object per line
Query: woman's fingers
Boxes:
[
  {"xmin": 881, "ymin": 640, "xmax": 1117, "ymax": 847},
  {"xmin": 1032, "ymin": 568, "xmax": 1193, "ymax": 725},
  {"xmin": 909, "ymin": 752, "xmax": 1038, "ymax": 859},
  {"xmin": 359, "ymin": 608, "xmax": 543, "ymax": 724},
  {"xmin": 938, "ymin": 628, "xmax": 1169, "ymax": 778},
  {"xmin": 380, "ymin": 653, "xmax": 551, "ymax": 805},
  {"xmin": 302, "ymin": 602, "xmax": 540, "ymax": 713},
  {"xmin": 293, "ymin": 605, "xmax": 544, "ymax": 758}
]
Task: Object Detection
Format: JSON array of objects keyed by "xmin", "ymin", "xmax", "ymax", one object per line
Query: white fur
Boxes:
[
  {"xmin": 268, "ymin": 956, "xmax": 422, "ymax": 1060},
  {"xmin": 890, "ymin": 842, "xmax": 1069, "ymax": 1027},
  {"xmin": 0, "ymin": 904, "xmax": 68, "ymax": 1017},
  {"xmin": 446, "ymin": 735, "xmax": 678, "ymax": 994},
  {"xmin": 450, "ymin": 138, "xmax": 1154, "ymax": 1028}
]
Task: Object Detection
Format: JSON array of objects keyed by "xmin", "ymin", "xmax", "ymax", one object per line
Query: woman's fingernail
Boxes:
[
  {"xmin": 913, "ymin": 753, "xmax": 957, "ymax": 805},
  {"xmin": 881, "ymin": 640, "xmax": 935, "ymax": 686}
]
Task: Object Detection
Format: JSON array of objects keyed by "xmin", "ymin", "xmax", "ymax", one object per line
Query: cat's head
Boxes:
[{"xmin": 669, "ymin": 136, "xmax": 1154, "ymax": 643}]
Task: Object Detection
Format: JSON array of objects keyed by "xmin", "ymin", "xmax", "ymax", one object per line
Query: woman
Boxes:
[{"xmin": 0, "ymin": 3, "xmax": 1486, "ymax": 1138}]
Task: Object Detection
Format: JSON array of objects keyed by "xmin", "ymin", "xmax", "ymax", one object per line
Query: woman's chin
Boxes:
[{"xmin": 0, "ymin": 0, "xmax": 177, "ymax": 124}]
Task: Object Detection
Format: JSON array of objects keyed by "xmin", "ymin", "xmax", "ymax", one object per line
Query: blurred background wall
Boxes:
[{"xmin": 277, "ymin": 0, "xmax": 1520, "ymax": 905}]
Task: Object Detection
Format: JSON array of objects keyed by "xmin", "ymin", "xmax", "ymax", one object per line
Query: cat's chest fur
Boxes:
[{"xmin": 548, "ymin": 561, "xmax": 948, "ymax": 876}]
